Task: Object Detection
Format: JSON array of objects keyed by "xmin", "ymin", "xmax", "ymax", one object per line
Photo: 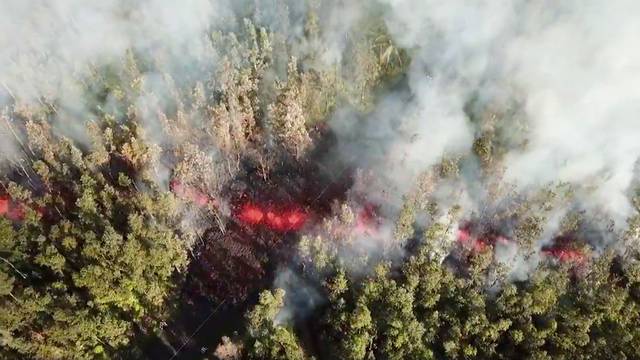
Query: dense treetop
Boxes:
[{"xmin": 1, "ymin": 1, "xmax": 640, "ymax": 360}]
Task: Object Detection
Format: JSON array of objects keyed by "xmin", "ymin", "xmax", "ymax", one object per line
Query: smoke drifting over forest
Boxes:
[
  {"xmin": 3, "ymin": 0, "xmax": 637, "ymax": 215},
  {"xmin": 359, "ymin": 0, "xmax": 640, "ymax": 215},
  {"xmin": 2, "ymin": 1, "xmax": 640, "ymax": 358},
  {"xmin": 1, "ymin": 0, "xmax": 639, "ymax": 290}
]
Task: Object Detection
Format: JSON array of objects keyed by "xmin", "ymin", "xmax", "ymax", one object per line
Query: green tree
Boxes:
[
  {"xmin": 0, "ymin": 120, "xmax": 188, "ymax": 359},
  {"xmin": 245, "ymin": 289, "xmax": 306, "ymax": 360}
]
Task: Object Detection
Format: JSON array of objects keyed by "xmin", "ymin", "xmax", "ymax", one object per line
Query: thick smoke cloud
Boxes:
[
  {"xmin": 2, "ymin": 0, "xmax": 639, "ymax": 271},
  {"xmin": 3, "ymin": 1, "xmax": 638, "ymax": 208},
  {"xmin": 378, "ymin": 0, "xmax": 640, "ymax": 223},
  {"xmin": 0, "ymin": 0, "xmax": 233, "ymax": 162},
  {"xmin": 0, "ymin": 0, "xmax": 227, "ymax": 102},
  {"xmin": 0, "ymin": 0, "xmax": 369, "ymax": 161},
  {"xmin": 2, "ymin": 0, "xmax": 640, "ymax": 336}
]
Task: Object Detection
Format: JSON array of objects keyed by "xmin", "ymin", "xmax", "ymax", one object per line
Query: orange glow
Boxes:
[
  {"xmin": 457, "ymin": 228, "xmax": 489, "ymax": 252},
  {"xmin": 7, "ymin": 204, "xmax": 25, "ymax": 221},
  {"xmin": 0, "ymin": 197, "xmax": 8, "ymax": 215},
  {"xmin": 542, "ymin": 248, "xmax": 585, "ymax": 264},
  {"xmin": 354, "ymin": 203, "xmax": 379, "ymax": 235},
  {"xmin": 238, "ymin": 203, "xmax": 265, "ymax": 225},
  {"xmin": 236, "ymin": 201, "xmax": 308, "ymax": 232},
  {"xmin": 265, "ymin": 211, "xmax": 283, "ymax": 229},
  {"xmin": 0, "ymin": 197, "xmax": 26, "ymax": 221},
  {"xmin": 170, "ymin": 180, "xmax": 215, "ymax": 207},
  {"xmin": 286, "ymin": 211, "xmax": 306, "ymax": 228}
]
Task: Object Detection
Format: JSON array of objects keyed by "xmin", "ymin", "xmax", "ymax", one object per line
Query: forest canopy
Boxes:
[{"xmin": 1, "ymin": 1, "xmax": 640, "ymax": 359}]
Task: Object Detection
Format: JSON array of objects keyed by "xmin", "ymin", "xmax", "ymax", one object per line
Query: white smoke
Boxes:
[
  {"xmin": 0, "ymin": 0, "xmax": 226, "ymax": 102},
  {"xmin": 378, "ymin": 0, "xmax": 640, "ymax": 224},
  {"xmin": 272, "ymin": 267, "xmax": 322, "ymax": 325},
  {"xmin": 0, "ymin": 0, "xmax": 232, "ymax": 162},
  {"xmin": 0, "ymin": 0, "xmax": 377, "ymax": 161},
  {"xmin": 2, "ymin": 0, "xmax": 639, "ymax": 284}
]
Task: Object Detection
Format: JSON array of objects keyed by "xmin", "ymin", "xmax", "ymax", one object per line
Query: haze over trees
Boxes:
[{"xmin": 1, "ymin": 1, "xmax": 640, "ymax": 359}]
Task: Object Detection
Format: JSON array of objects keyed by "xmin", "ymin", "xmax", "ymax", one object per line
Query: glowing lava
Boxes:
[
  {"xmin": 354, "ymin": 203, "xmax": 380, "ymax": 235},
  {"xmin": 0, "ymin": 198, "xmax": 8, "ymax": 215},
  {"xmin": 542, "ymin": 247, "xmax": 586, "ymax": 264},
  {"xmin": 237, "ymin": 203, "xmax": 265, "ymax": 224},
  {"xmin": 456, "ymin": 222, "xmax": 587, "ymax": 265},
  {"xmin": 237, "ymin": 202, "xmax": 309, "ymax": 232},
  {"xmin": 457, "ymin": 228, "xmax": 489, "ymax": 252},
  {"xmin": 170, "ymin": 180, "xmax": 215, "ymax": 207},
  {"xmin": 169, "ymin": 180, "xmax": 310, "ymax": 232},
  {"xmin": 456, "ymin": 223, "xmax": 513, "ymax": 253},
  {"xmin": 0, "ymin": 196, "xmax": 26, "ymax": 221},
  {"xmin": 285, "ymin": 210, "xmax": 307, "ymax": 230}
]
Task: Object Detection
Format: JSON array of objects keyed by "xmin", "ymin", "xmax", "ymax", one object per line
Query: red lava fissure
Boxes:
[
  {"xmin": 171, "ymin": 180, "xmax": 312, "ymax": 233},
  {"xmin": 170, "ymin": 179, "xmax": 383, "ymax": 235},
  {"xmin": 0, "ymin": 196, "xmax": 46, "ymax": 222},
  {"xmin": 236, "ymin": 201, "xmax": 309, "ymax": 232},
  {"xmin": 456, "ymin": 223, "xmax": 586, "ymax": 264}
]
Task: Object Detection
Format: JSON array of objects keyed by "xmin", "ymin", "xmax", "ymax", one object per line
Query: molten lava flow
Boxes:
[
  {"xmin": 265, "ymin": 211, "xmax": 285, "ymax": 230},
  {"xmin": 265, "ymin": 208, "xmax": 308, "ymax": 232},
  {"xmin": 170, "ymin": 180, "xmax": 215, "ymax": 207},
  {"xmin": 457, "ymin": 227, "xmax": 472, "ymax": 246},
  {"xmin": 170, "ymin": 177, "xmax": 312, "ymax": 233},
  {"xmin": 457, "ymin": 226, "xmax": 489, "ymax": 252},
  {"xmin": 237, "ymin": 203, "xmax": 264, "ymax": 225},
  {"xmin": 354, "ymin": 203, "xmax": 380, "ymax": 235},
  {"xmin": 0, "ymin": 196, "xmax": 27, "ymax": 221},
  {"xmin": 0, "ymin": 198, "xmax": 8, "ymax": 215},
  {"xmin": 7, "ymin": 204, "xmax": 25, "ymax": 221},
  {"xmin": 457, "ymin": 228, "xmax": 489, "ymax": 252},
  {"xmin": 235, "ymin": 201, "xmax": 309, "ymax": 232},
  {"xmin": 542, "ymin": 234, "xmax": 587, "ymax": 265},
  {"xmin": 456, "ymin": 222, "xmax": 515, "ymax": 253},
  {"xmin": 542, "ymin": 248, "xmax": 586, "ymax": 264},
  {"xmin": 285, "ymin": 209, "xmax": 307, "ymax": 230},
  {"xmin": 182, "ymin": 128, "xmax": 361, "ymax": 303}
]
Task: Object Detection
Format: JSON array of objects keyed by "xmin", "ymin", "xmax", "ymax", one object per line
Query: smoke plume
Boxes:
[
  {"xmin": 2, "ymin": 0, "xmax": 640, "ymax": 308},
  {"xmin": 375, "ymin": 0, "xmax": 640, "ymax": 223}
]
